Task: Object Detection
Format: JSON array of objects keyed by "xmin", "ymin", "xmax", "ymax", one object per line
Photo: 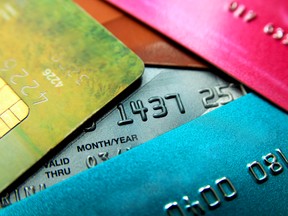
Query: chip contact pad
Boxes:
[{"xmin": 0, "ymin": 78, "xmax": 29, "ymax": 138}]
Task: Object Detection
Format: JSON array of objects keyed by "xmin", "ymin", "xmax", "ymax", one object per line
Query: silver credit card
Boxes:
[{"xmin": 0, "ymin": 67, "xmax": 246, "ymax": 207}]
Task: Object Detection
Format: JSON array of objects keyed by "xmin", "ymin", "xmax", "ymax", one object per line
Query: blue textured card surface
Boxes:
[{"xmin": 1, "ymin": 93, "xmax": 287, "ymax": 215}]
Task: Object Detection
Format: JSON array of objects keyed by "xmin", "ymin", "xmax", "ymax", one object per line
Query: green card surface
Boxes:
[{"xmin": 0, "ymin": 0, "xmax": 143, "ymax": 192}]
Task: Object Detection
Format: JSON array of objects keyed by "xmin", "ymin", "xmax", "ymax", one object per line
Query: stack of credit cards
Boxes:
[
  {"xmin": 0, "ymin": 67, "xmax": 246, "ymax": 206},
  {"xmin": 0, "ymin": 0, "xmax": 287, "ymax": 215},
  {"xmin": 1, "ymin": 94, "xmax": 287, "ymax": 215}
]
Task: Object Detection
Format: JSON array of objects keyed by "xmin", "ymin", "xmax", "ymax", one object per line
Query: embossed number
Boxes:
[
  {"xmin": 248, "ymin": 161, "xmax": 268, "ymax": 183},
  {"xmin": 199, "ymin": 84, "xmax": 234, "ymax": 109},
  {"xmin": 165, "ymin": 93, "xmax": 185, "ymax": 114},
  {"xmin": 263, "ymin": 153, "xmax": 283, "ymax": 175},
  {"xmin": 117, "ymin": 93, "xmax": 185, "ymax": 125},
  {"xmin": 86, "ymin": 155, "xmax": 97, "ymax": 168},
  {"xmin": 98, "ymin": 152, "xmax": 109, "ymax": 161},
  {"xmin": 199, "ymin": 88, "xmax": 218, "ymax": 108},
  {"xmin": 130, "ymin": 100, "xmax": 148, "ymax": 121},
  {"xmin": 117, "ymin": 103, "xmax": 133, "ymax": 126},
  {"xmin": 214, "ymin": 85, "xmax": 233, "ymax": 105},
  {"xmin": 148, "ymin": 96, "xmax": 168, "ymax": 118}
]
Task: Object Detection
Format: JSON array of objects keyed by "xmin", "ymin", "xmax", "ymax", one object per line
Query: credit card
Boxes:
[
  {"xmin": 107, "ymin": 0, "xmax": 288, "ymax": 111},
  {"xmin": 74, "ymin": 0, "xmax": 207, "ymax": 68},
  {"xmin": 1, "ymin": 93, "xmax": 287, "ymax": 215},
  {"xmin": 0, "ymin": 0, "xmax": 143, "ymax": 193},
  {"xmin": 0, "ymin": 67, "xmax": 246, "ymax": 207}
]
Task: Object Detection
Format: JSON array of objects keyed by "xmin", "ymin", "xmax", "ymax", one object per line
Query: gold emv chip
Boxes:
[{"xmin": 0, "ymin": 78, "xmax": 29, "ymax": 138}]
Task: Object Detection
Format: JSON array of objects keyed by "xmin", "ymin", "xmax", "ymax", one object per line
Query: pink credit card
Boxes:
[{"xmin": 107, "ymin": 0, "xmax": 288, "ymax": 111}]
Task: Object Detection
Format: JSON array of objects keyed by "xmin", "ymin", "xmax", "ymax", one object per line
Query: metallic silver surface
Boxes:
[{"xmin": 0, "ymin": 67, "xmax": 246, "ymax": 207}]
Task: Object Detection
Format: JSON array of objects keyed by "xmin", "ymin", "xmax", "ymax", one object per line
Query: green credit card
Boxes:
[{"xmin": 0, "ymin": 0, "xmax": 144, "ymax": 192}]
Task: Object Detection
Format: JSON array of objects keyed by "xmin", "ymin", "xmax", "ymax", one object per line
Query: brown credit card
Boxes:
[{"xmin": 74, "ymin": 0, "xmax": 207, "ymax": 68}]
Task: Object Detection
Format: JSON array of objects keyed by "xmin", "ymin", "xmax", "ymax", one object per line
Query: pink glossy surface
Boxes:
[{"xmin": 108, "ymin": 0, "xmax": 288, "ymax": 111}]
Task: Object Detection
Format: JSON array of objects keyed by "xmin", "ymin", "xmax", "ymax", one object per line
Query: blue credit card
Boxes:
[{"xmin": 0, "ymin": 93, "xmax": 287, "ymax": 215}]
